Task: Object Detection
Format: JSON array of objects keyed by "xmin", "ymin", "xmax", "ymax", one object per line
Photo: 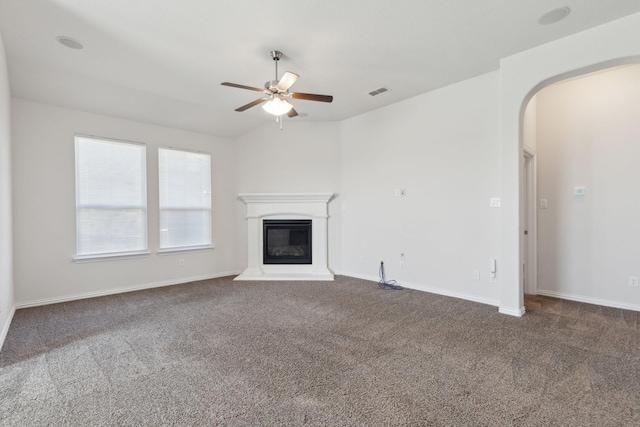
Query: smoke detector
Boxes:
[
  {"xmin": 57, "ymin": 36, "xmax": 84, "ymax": 50},
  {"xmin": 538, "ymin": 7, "xmax": 571, "ymax": 25}
]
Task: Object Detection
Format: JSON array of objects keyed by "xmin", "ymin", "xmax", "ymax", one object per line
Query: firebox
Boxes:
[{"xmin": 263, "ymin": 219, "xmax": 312, "ymax": 264}]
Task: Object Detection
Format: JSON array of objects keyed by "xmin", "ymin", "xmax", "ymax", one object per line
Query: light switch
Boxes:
[{"xmin": 539, "ymin": 199, "xmax": 548, "ymax": 209}]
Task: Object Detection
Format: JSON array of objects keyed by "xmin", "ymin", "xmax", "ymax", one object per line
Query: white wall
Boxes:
[
  {"xmin": 0, "ymin": 31, "xmax": 15, "ymax": 350},
  {"xmin": 234, "ymin": 121, "xmax": 342, "ymax": 273},
  {"xmin": 536, "ymin": 65, "xmax": 640, "ymax": 309},
  {"xmin": 11, "ymin": 99, "xmax": 238, "ymax": 305},
  {"xmin": 340, "ymin": 71, "xmax": 502, "ymax": 306}
]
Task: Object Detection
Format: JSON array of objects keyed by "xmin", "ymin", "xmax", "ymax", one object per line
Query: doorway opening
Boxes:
[{"xmin": 520, "ymin": 63, "xmax": 640, "ymax": 312}]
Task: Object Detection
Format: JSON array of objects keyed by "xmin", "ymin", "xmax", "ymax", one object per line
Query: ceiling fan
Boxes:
[{"xmin": 221, "ymin": 50, "xmax": 333, "ymax": 125}]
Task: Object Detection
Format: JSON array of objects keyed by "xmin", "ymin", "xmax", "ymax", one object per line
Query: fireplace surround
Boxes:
[{"xmin": 235, "ymin": 193, "xmax": 334, "ymax": 281}]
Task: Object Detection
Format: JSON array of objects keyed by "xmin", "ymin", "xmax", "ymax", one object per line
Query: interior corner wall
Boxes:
[
  {"xmin": 0, "ymin": 31, "xmax": 15, "ymax": 350},
  {"xmin": 536, "ymin": 65, "xmax": 640, "ymax": 310},
  {"xmin": 340, "ymin": 71, "xmax": 502, "ymax": 306},
  {"xmin": 11, "ymin": 99, "xmax": 238, "ymax": 305},
  {"xmin": 233, "ymin": 121, "xmax": 342, "ymax": 273}
]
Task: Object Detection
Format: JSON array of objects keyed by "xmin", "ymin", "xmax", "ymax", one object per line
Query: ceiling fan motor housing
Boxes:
[{"xmin": 265, "ymin": 80, "xmax": 281, "ymax": 92}]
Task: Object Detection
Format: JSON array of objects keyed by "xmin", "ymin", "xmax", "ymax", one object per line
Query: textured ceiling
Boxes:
[{"xmin": 1, "ymin": 0, "xmax": 639, "ymax": 137}]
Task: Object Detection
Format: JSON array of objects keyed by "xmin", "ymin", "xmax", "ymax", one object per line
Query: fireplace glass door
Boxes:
[{"xmin": 263, "ymin": 220, "xmax": 312, "ymax": 264}]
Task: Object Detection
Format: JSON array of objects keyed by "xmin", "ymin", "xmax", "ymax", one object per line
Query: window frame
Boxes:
[
  {"xmin": 74, "ymin": 134, "xmax": 150, "ymax": 262},
  {"xmin": 157, "ymin": 146, "xmax": 213, "ymax": 253}
]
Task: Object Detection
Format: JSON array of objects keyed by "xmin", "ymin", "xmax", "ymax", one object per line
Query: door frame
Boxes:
[{"xmin": 522, "ymin": 145, "xmax": 537, "ymax": 295}]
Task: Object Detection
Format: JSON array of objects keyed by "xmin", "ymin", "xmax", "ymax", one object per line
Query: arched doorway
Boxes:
[
  {"xmin": 498, "ymin": 15, "xmax": 640, "ymax": 316},
  {"xmin": 521, "ymin": 64, "xmax": 640, "ymax": 311}
]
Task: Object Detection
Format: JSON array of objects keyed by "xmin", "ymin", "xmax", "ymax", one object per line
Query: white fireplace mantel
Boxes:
[{"xmin": 235, "ymin": 193, "xmax": 334, "ymax": 281}]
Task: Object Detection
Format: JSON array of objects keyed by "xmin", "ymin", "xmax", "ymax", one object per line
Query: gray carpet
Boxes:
[{"xmin": 1, "ymin": 276, "xmax": 639, "ymax": 426}]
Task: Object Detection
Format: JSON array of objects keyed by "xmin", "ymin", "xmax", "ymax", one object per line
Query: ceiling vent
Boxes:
[{"xmin": 368, "ymin": 87, "xmax": 389, "ymax": 96}]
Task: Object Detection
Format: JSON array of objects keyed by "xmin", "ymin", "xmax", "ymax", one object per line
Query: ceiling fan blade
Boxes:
[
  {"xmin": 221, "ymin": 82, "xmax": 264, "ymax": 92},
  {"xmin": 291, "ymin": 92, "xmax": 333, "ymax": 103},
  {"xmin": 276, "ymin": 72, "xmax": 299, "ymax": 91},
  {"xmin": 235, "ymin": 98, "xmax": 268, "ymax": 112},
  {"xmin": 286, "ymin": 107, "xmax": 298, "ymax": 118}
]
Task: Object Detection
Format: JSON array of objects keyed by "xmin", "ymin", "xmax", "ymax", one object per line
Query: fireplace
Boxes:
[
  {"xmin": 235, "ymin": 193, "xmax": 334, "ymax": 281},
  {"xmin": 263, "ymin": 219, "xmax": 312, "ymax": 264}
]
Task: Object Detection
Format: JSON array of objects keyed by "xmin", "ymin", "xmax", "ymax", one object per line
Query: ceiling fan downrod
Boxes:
[{"xmin": 270, "ymin": 50, "xmax": 282, "ymax": 81}]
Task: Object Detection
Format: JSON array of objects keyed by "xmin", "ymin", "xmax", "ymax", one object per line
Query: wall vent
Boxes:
[{"xmin": 368, "ymin": 87, "xmax": 389, "ymax": 96}]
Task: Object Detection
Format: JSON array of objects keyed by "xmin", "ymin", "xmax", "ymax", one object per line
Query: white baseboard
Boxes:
[
  {"xmin": 537, "ymin": 289, "xmax": 640, "ymax": 312},
  {"xmin": 0, "ymin": 305, "xmax": 16, "ymax": 352},
  {"xmin": 15, "ymin": 271, "xmax": 241, "ymax": 309},
  {"xmin": 340, "ymin": 271, "xmax": 501, "ymax": 308},
  {"xmin": 499, "ymin": 306, "xmax": 526, "ymax": 317}
]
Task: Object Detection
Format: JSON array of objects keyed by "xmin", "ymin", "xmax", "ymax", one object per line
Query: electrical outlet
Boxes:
[
  {"xmin": 179, "ymin": 259, "xmax": 185, "ymax": 267},
  {"xmin": 473, "ymin": 270, "xmax": 480, "ymax": 281},
  {"xmin": 489, "ymin": 198, "xmax": 501, "ymax": 208},
  {"xmin": 630, "ymin": 276, "xmax": 639, "ymax": 287}
]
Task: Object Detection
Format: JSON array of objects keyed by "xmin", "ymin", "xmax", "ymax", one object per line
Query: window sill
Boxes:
[
  {"xmin": 157, "ymin": 245, "xmax": 215, "ymax": 255},
  {"xmin": 73, "ymin": 251, "xmax": 151, "ymax": 263}
]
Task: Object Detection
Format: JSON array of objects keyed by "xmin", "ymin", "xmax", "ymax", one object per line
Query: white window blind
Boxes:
[
  {"xmin": 158, "ymin": 148, "xmax": 212, "ymax": 250},
  {"xmin": 75, "ymin": 135, "xmax": 148, "ymax": 258}
]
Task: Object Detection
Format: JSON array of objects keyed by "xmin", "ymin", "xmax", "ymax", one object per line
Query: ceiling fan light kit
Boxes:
[
  {"xmin": 221, "ymin": 50, "xmax": 333, "ymax": 130},
  {"xmin": 262, "ymin": 95, "xmax": 293, "ymax": 116}
]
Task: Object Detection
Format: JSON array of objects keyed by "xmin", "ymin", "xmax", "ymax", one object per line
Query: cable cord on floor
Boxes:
[{"xmin": 378, "ymin": 261, "xmax": 403, "ymax": 290}]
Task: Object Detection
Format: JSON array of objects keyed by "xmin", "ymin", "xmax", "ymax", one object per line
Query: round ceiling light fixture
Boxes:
[
  {"xmin": 56, "ymin": 36, "xmax": 84, "ymax": 50},
  {"xmin": 538, "ymin": 7, "xmax": 571, "ymax": 25}
]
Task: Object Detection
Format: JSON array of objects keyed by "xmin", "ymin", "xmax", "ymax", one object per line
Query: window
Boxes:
[
  {"xmin": 158, "ymin": 148, "xmax": 212, "ymax": 250},
  {"xmin": 75, "ymin": 135, "xmax": 148, "ymax": 259}
]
